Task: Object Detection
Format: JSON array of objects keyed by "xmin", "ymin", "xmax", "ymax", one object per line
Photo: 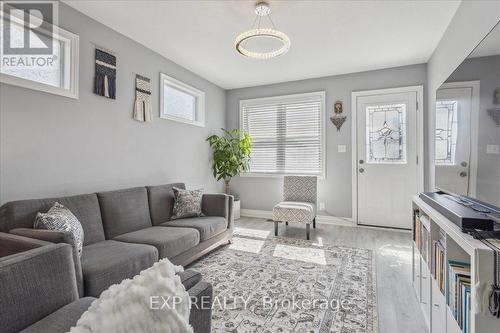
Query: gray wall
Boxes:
[
  {"xmin": 226, "ymin": 64, "xmax": 426, "ymax": 218},
  {"xmin": 445, "ymin": 55, "xmax": 500, "ymax": 206},
  {"xmin": 426, "ymin": 1, "xmax": 500, "ymax": 190},
  {"xmin": 0, "ymin": 3, "xmax": 226, "ymax": 203}
]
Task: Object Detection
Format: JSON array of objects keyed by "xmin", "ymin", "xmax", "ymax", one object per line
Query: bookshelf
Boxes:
[{"xmin": 412, "ymin": 195, "xmax": 497, "ymax": 333}]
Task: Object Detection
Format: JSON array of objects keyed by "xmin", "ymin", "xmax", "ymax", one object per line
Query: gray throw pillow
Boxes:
[
  {"xmin": 34, "ymin": 202, "xmax": 84, "ymax": 257},
  {"xmin": 171, "ymin": 187, "xmax": 204, "ymax": 220}
]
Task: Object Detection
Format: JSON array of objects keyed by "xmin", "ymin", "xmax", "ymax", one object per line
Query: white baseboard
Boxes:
[
  {"xmin": 240, "ymin": 209, "xmax": 272, "ymax": 219},
  {"xmin": 240, "ymin": 209, "xmax": 356, "ymax": 227}
]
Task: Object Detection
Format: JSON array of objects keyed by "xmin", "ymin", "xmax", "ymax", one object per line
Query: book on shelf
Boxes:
[
  {"xmin": 421, "ymin": 226, "xmax": 429, "ymax": 262},
  {"xmin": 447, "ymin": 260, "xmax": 471, "ymax": 333},
  {"xmin": 415, "ymin": 215, "xmax": 421, "ymax": 252},
  {"xmin": 432, "ymin": 239, "xmax": 445, "ymax": 293}
]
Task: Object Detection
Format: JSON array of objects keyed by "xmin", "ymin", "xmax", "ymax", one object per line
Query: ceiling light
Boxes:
[{"xmin": 235, "ymin": 1, "xmax": 290, "ymax": 60}]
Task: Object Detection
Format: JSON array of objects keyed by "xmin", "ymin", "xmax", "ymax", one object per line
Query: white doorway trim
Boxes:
[
  {"xmin": 351, "ymin": 85, "xmax": 425, "ymax": 225},
  {"xmin": 436, "ymin": 81, "xmax": 480, "ymax": 197}
]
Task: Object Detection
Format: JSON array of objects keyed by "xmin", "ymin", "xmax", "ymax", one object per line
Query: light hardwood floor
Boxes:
[{"xmin": 233, "ymin": 217, "xmax": 428, "ymax": 333}]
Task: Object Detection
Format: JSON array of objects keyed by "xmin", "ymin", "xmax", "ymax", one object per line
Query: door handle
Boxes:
[
  {"xmin": 359, "ymin": 168, "xmax": 365, "ymax": 173},
  {"xmin": 461, "ymin": 161, "xmax": 468, "ymax": 167},
  {"xmin": 460, "ymin": 171, "xmax": 468, "ymax": 178}
]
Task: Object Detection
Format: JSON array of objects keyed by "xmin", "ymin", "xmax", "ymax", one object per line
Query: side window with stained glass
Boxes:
[{"xmin": 365, "ymin": 103, "xmax": 407, "ymax": 164}]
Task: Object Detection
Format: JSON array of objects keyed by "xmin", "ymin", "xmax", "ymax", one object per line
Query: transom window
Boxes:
[
  {"xmin": 435, "ymin": 100, "xmax": 458, "ymax": 165},
  {"xmin": 240, "ymin": 92, "xmax": 325, "ymax": 176},
  {"xmin": 0, "ymin": 7, "xmax": 79, "ymax": 98},
  {"xmin": 160, "ymin": 73, "xmax": 205, "ymax": 127},
  {"xmin": 365, "ymin": 103, "xmax": 407, "ymax": 164}
]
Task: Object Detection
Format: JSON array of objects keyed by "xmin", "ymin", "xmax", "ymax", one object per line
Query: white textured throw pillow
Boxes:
[
  {"xmin": 34, "ymin": 202, "xmax": 84, "ymax": 258},
  {"xmin": 171, "ymin": 187, "xmax": 204, "ymax": 220},
  {"xmin": 69, "ymin": 259, "xmax": 193, "ymax": 333}
]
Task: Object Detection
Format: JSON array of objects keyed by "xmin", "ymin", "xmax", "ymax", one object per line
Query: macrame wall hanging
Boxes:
[
  {"xmin": 94, "ymin": 48, "xmax": 116, "ymax": 99},
  {"xmin": 133, "ymin": 74, "xmax": 152, "ymax": 122}
]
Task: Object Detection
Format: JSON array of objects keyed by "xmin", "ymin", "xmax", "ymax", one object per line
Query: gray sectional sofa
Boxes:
[
  {"xmin": 0, "ymin": 236, "xmax": 213, "ymax": 333},
  {"xmin": 0, "ymin": 183, "xmax": 233, "ymax": 297}
]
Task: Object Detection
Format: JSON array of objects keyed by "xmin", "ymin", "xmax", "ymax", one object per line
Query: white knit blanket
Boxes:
[{"xmin": 69, "ymin": 259, "xmax": 193, "ymax": 333}]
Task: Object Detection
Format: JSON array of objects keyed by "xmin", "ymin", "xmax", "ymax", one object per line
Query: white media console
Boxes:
[{"xmin": 412, "ymin": 195, "xmax": 498, "ymax": 333}]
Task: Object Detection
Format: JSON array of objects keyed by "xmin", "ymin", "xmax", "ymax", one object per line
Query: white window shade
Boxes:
[{"xmin": 240, "ymin": 92, "xmax": 325, "ymax": 176}]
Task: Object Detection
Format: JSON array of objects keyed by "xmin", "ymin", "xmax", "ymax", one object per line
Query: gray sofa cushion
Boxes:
[
  {"xmin": 113, "ymin": 226, "xmax": 199, "ymax": 259},
  {"xmin": 0, "ymin": 233, "xmax": 50, "ymax": 258},
  {"xmin": 9, "ymin": 228, "xmax": 85, "ymax": 297},
  {"xmin": 161, "ymin": 216, "xmax": 227, "ymax": 242},
  {"xmin": 81, "ymin": 240, "xmax": 158, "ymax": 297},
  {"xmin": 0, "ymin": 194, "xmax": 105, "ymax": 245},
  {"xmin": 97, "ymin": 187, "xmax": 152, "ymax": 239},
  {"xmin": 0, "ymin": 244, "xmax": 79, "ymax": 333},
  {"xmin": 201, "ymin": 194, "xmax": 229, "ymax": 222},
  {"xmin": 20, "ymin": 297, "xmax": 95, "ymax": 333},
  {"xmin": 178, "ymin": 269, "xmax": 202, "ymax": 290},
  {"xmin": 147, "ymin": 183, "xmax": 185, "ymax": 225},
  {"xmin": 188, "ymin": 281, "xmax": 213, "ymax": 333}
]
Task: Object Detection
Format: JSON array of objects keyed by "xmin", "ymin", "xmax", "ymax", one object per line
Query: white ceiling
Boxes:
[{"xmin": 65, "ymin": 0, "xmax": 461, "ymax": 89}]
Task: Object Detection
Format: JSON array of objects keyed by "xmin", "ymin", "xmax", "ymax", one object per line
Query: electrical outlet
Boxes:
[
  {"xmin": 319, "ymin": 202, "xmax": 325, "ymax": 211},
  {"xmin": 338, "ymin": 145, "xmax": 347, "ymax": 153}
]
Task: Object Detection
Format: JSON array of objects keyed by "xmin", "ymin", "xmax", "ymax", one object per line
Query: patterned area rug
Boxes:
[{"xmin": 189, "ymin": 227, "xmax": 378, "ymax": 333}]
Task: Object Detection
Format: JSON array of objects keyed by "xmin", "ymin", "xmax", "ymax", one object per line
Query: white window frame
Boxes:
[
  {"xmin": 239, "ymin": 91, "xmax": 326, "ymax": 178},
  {"xmin": 159, "ymin": 73, "xmax": 205, "ymax": 127},
  {"xmin": 0, "ymin": 12, "xmax": 79, "ymax": 99}
]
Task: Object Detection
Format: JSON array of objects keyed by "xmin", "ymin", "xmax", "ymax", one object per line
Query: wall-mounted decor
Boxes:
[
  {"xmin": 487, "ymin": 88, "xmax": 500, "ymax": 126},
  {"xmin": 133, "ymin": 74, "xmax": 152, "ymax": 122},
  {"xmin": 330, "ymin": 100, "xmax": 347, "ymax": 131},
  {"xmin": 94, "ymin": 48, "xmax": 116, "ymax": 99}
]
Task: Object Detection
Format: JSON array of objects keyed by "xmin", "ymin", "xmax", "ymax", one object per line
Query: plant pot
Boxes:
[{"xmin": 233, "ymin": 199, "xmax": 241, "ymax": 220}]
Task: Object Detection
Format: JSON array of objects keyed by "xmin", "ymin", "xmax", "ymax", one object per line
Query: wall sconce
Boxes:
[{"xmin": 330, "ymin": 101, "xmax": 347, "ymax": 131}]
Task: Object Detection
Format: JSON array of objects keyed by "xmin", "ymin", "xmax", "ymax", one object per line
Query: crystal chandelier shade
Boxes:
[{"xmin": 234, "ymin": 2, "xmax": 290, "ymax": 59}]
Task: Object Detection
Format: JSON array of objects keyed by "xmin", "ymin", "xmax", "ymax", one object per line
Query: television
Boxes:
[{"xmin": 430, "ymin": 21, "xmax": 500, "ymax": 228}]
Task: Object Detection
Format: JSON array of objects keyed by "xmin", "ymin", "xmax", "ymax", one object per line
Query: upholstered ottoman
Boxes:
[{"xmin": 272, "ymin": 201, "xmax": 316, "ymax": 240}]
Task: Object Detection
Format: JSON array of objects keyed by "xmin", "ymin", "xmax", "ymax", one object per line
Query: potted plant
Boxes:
[{"xmin": 206, "ymin": 128, "xmax": 252, "ymax": 196}]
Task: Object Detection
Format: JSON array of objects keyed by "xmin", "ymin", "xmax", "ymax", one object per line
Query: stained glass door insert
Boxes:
[
  {"xmin": 365, "ymin": 103, "xmax": 407, "ymax": 164},
  {"xmin": 435, "ymin": 100, "xmax": 458, "ymax": 165}
]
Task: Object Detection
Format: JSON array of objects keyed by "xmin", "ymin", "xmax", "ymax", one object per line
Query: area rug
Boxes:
[{"xmin": 189, "ymin": 227, "xmax": 378, "ymax": 333}]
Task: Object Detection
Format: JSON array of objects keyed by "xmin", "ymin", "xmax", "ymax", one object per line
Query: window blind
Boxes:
[{"xmin": 241, "ymin": 92, "xmax": 324, "ymax": 175}]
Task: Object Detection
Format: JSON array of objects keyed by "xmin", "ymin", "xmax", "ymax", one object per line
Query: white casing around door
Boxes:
[{"xmin": 355, "ymin": 91, "xmax": 418, "ymax": 228}]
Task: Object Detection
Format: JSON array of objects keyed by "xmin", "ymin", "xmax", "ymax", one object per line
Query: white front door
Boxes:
[
  {"xmin": 355, "ymin": 90, "xmax": 419, "ymax": 228},
  {"xmin": 435, "ymin": 86, "xmax": 474, "ymax": 196}
]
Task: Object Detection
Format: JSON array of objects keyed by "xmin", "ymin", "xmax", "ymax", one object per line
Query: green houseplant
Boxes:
[{"xmin": 206, "ymin": 128, "xmax": 252, "ymax": 194}]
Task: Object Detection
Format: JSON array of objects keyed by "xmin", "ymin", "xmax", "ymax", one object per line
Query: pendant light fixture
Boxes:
[{"xmin": 234, "ymin": 1, "xmax": 290, "ymax": 59}]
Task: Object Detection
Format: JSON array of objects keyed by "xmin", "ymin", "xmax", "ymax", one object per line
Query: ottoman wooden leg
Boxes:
[
  {"xmin": 274, "ymin": 221, "xmax": 279, "ymax": 236},
  {"xmin": 313, "ymin": 217, "xmax": 316, "ymax": 229},
  {"xmin": 306, "ymin": 224, "xmax": 310, "ymax": 240},
  {"xmin": 285, "ymin": 222, "xmax": 288, "ymax": 226}
]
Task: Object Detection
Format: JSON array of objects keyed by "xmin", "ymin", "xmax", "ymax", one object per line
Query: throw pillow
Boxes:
[
  {"xmin": 34, "ymin": 202, "xmax": 84, "ymax": 257},
  {"xmin": 171, "ymin": 187, "xmax": 204, "ymax": 220}
]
